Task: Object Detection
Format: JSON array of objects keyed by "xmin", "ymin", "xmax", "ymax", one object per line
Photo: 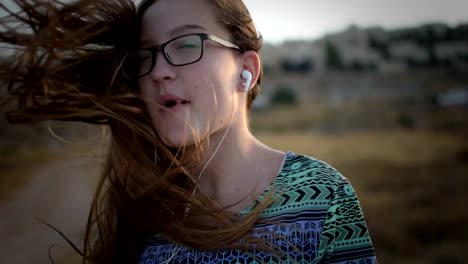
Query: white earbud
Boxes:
[{"xmin": 241, "ymin": 70, "xmax": 252, "ymax": 93}]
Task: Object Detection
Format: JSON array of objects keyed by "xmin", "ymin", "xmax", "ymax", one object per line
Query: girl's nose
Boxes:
[{"xmin": 148, "ymin": 52, "xmax": 176, "ymax": 81}]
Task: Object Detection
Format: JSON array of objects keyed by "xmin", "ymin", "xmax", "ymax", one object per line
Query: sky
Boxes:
[{"xmin": 243, "ymin": 0, "xmax": 468, "ymax": 43}]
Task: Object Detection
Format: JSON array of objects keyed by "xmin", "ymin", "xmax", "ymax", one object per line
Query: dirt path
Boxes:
[{"xmin": 0, "ymin": 156, "xmax": 102, "ymax": 264}]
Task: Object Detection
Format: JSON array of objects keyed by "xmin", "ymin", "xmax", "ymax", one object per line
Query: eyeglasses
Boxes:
[{"xmin": 121, "ymin": 33, "xmax": 241, "ymax": 80}]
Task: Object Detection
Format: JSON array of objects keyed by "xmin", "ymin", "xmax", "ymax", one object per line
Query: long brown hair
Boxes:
[{"xmin": 0, "ymin": 0, "xmax": 275, "ymax": 263}]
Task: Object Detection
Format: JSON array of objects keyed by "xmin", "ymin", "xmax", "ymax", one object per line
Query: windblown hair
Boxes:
[{"xmin": 0, "ymin": 0, "xmax": 274, "ymax": 263}]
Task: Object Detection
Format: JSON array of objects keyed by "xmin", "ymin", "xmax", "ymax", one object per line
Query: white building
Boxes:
[
  {"xmin": 389, "ymin": 41, "xmax": 428, "ymax": 63},
  {"xmin": 325, "ymin": 26, "xmax": 384, "ymax": 69},
  {"xmin": 435, "ymin": 42, "xmax": 468, "ymax": 61}
]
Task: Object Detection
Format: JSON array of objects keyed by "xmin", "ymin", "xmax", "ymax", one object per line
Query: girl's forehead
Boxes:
[
  {"xmin": 140, "ymin": 0, "xmax": 229, "ymax": 45},
  {"xmin": 141, "ymin": 0, "xmax": 218, "ymax": 33}
]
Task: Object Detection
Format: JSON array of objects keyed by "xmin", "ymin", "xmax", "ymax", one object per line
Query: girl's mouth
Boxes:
[
  {"xmin": 164, "ymin": 99, "xmax": 190, "ymax": 108},
  {"xmin": 159, "ymin": 93, "xmax": 191, "ymax": 110}
]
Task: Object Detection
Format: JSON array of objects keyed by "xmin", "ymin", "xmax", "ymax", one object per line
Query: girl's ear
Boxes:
[{"xmin": 240, "ymin": 50, "xmax": 261, "ymax": 92}]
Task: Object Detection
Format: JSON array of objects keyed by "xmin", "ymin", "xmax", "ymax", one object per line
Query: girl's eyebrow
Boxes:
[
  {"xmin": 140, "ymin": 24, "xmax": 208, "ymax": 46},
  {"xmin": 168, "ymin": 24, "xmax": 208, "ymax": 37}
]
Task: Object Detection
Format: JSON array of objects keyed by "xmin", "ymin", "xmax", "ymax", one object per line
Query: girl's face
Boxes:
[{"xmin": 138, "ymin": 0, "xmax": 244, "ymax": 147}]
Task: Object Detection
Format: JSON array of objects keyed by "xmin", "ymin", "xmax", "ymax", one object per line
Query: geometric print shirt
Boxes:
[{"xmin": 139, "ymin": 152, "xmax": 378, "ymax": 263}]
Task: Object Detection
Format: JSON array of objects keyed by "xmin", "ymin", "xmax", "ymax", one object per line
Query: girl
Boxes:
[{"xmin": 0, "ymin": 0, "xmax": 377, "ymax": 263}]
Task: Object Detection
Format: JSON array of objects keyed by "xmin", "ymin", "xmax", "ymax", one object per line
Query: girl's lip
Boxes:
[
  {"xmin": 158, "ymin": 93, "xmax": 191, "ymax": 109},
  {"xmin": 158, "ymin": 93, "xmax": 185, "ymax": 104}
]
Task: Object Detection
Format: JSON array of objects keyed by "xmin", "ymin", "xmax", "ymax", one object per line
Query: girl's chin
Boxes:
[{"xmin": 159, "ymin": 133, "xmax": 198, "ymax": 149}]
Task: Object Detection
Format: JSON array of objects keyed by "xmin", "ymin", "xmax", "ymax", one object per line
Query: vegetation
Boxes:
[
  {"xmin": 325, "ymin": 39, "xmax": 343, "ymax": 71},
  {"xmin": 280, "ymin": 58, "xmax": 314, "ymax": 73},
  {"xmin": 270, "ymin": 85, "xmax": 298, "ymax": 106},
  {"xmin": 397, "ymin": 112, "xmax": 416, "ymax": 129},
  {"xmin": 368, "ymin": 36, "xmax": 391, "ymax": 60}
]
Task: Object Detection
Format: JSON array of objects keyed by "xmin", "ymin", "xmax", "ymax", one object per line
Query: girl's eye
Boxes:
[
  {"xmin": 176, "ymin": 42, "xmax": 199, "ymax": 49},
  {"xmin": 171, "ymin": 36, "xmax": 201, "ymax": 50}
]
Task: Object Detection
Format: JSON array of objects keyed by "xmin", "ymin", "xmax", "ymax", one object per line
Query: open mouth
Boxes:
[{"xmin": 164, "ymin": 99, "xmax": 190, "ymax": 108}]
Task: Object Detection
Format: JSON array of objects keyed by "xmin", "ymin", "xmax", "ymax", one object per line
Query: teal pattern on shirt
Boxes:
[{"xmin": 139, "ymin": 152, "xmax": 377, "ymax": 263}]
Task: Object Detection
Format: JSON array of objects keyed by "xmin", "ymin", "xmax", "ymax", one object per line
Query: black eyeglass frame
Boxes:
[{"xmin": 122, "ymin": 33, "xmax": 241, "ymax": 80}]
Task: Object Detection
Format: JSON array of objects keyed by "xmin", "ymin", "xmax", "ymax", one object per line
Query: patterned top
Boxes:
[{"xmin": 139, "ymin": 152, "xmax": 377, "ymax": 263}]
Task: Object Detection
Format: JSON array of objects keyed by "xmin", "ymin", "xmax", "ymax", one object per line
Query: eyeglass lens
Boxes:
[{"xmin": 122, "ymin": 35, "xmax": 204, "ymax": 79}]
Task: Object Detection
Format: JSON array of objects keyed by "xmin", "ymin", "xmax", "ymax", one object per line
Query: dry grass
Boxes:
[
  {"xmin": 0, "ymin": 146, "xmax": 53, "ymax": 201},
  {"xmin": 256, "ymin": 130, "xmax": 464, "ymax": 165},
  {"xmin": 0, "ymin": 141, "xmax": 107, "ymax": 202}
]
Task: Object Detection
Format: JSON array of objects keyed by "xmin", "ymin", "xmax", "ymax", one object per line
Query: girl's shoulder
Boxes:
[
  {"xmin": 275, "ymin": 151, "xmax": 348, "ymax": 190},
  {"xmin": 256, "ymin": 152, "xmax": 352, "ymax": 218}
]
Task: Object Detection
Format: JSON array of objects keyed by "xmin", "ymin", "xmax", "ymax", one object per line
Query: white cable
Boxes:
[
  {"xmin": 161, "ymin": 78, "xmax": 248, "ymax": 261},
  {"xmin": 184, "ymin": 87, "xmax": 246, "ymax": 216},
  {"xmin": 160, "ymin": 245, "xmax": 182, "ymax": 264},
  {"xmin": 182, "ymin": 107, "xmax": 235, "ymax": 218}
]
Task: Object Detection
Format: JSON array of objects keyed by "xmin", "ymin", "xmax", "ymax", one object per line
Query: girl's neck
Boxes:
[{"xmin": 194, "ymin": 119, "xmax": 284, "ymax": 210}]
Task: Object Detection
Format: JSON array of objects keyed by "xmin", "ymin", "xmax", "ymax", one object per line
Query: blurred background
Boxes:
[{"xmin": 1, "ymin": 0, "xmax": 468, "ymax": 263}]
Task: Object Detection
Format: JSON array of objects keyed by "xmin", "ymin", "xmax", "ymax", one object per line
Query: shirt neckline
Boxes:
[{"xmin": 238, "ymin": 151, "xmax": 295, "ymax": 215}]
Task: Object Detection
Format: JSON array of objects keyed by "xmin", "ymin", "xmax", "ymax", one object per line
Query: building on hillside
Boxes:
[
  {"xmin": 388, "ymin": 41, "xmax": 428, "ymax": 64},
  {"xmin": 323, "ymin": 26, "xmax": 384, "ymax": 71},
  {"xmin": 260, "ymin": 23, "xmax": 468, "ymax": 74},
  {"xmin": 435, "ymin": 42, "xmax": 468, "ymax": 62},
  {"xmin": 260, "ymin": 43, "xmax": 284, "ymax": 70},
  {"xmin": 261, "ymin": 40, "xmax": 326, "ymax": 74}
]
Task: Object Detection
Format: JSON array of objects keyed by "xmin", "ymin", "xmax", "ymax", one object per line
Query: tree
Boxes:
[
  {"xmin": 325, "ymin": 40, "xmax": 343, "ymax": 71},
  {"xmin": 270, "ymin": 85, "xmax": 298, "ymax": 106},
  {"xmin": 280, "ymin": 58, "xmax": 314, "ymax": 73},
  {"xmin": 368, "ymin": 36, "xmax": 391, "ymax": 59}
]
